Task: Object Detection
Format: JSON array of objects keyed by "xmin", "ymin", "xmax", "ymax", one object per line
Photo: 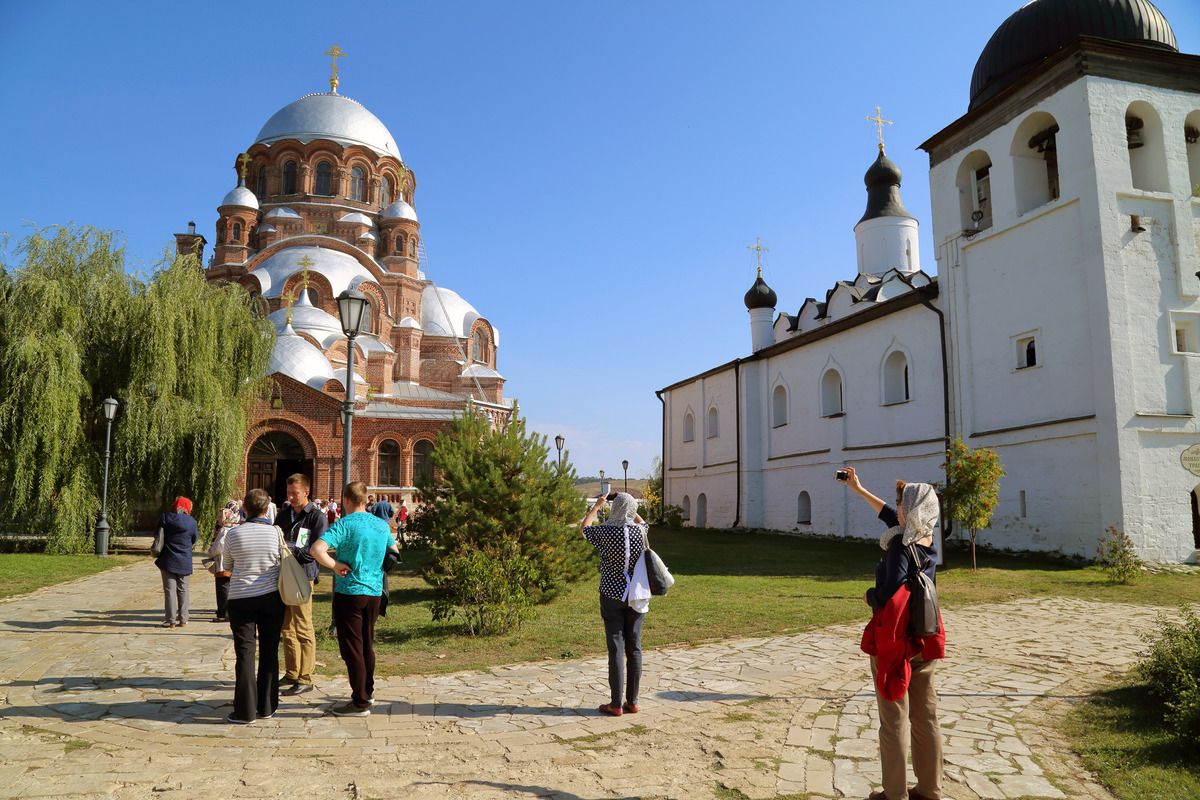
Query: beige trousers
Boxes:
[
  {"xmin": 870, "ymin": 655, "xmax": 943, "ymax": 800},
  {"xmin": 281, "ymin": 594, "xmax": 315, "ymax": 684}
]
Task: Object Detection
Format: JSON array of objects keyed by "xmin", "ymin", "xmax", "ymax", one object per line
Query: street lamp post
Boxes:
[
  {"xmin": 622, "ymin": 459, "xmax": 629, "ymax": 493},
  {"xmin": 336, "ymin": 289, "xmax": 369, "ymax": 488},
  {"xmin": 599, "ymin": 469, "xmax": 608, "ymax": 498},
  {"xmin": 554, "ymin": 434, "xmax": 565, "ymax": 470},
  {"xmin": 94, "ymin": 398, "xmax": 119, "ymax": 557}
]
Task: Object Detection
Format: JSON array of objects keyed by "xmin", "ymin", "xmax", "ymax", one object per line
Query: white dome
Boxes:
[
  {"xmin": 221, "ymin": 185, "xmax": 259, "ymax": 210},
  {"xmin": 264, "ymin": 207, "xmax": 301, "ymax": 220},
  {"xmin": 250, "ymin": 246, "xmax": 376, "ymax": 299},
  {"xmin": 267, "ymin": 304, "xmax": 344, "ymax": 348},
  {"xmin": 268, "ymin": 332, "xmax": 335, "ymax": 390},
  {"xmin": 381, "ymin": 198, "xmax": 418, "ymax": 222},
  {"xmin": 255, "ymin": 93, "xmax": 401, "ymax": 158},
  {"xmin": 338, "ymin": 212, "xmax": 374, "ymax": 225},
  {"xmin": 396, "ymin": 316, "xmax": 422, "ymax": 329},
  {"xmin": 421, "ymin": 286, "xmax": 480, "ymax": 338},
  {"xmin": 257, "ymin": 223, "xmax": 278, "ymax": 234},
  {"xmin": 332, "ymin": 367, "xmax": 369, "ymax": 388},
  {"xmin": 462, "ymin": 364, "xmax": 504, "ymax": 380}
]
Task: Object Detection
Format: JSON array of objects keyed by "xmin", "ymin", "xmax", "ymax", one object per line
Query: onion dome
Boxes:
[
  {"xmin": 381, "ymin": 198, "xmax": 419, "ymax": 222},
  {"xmin": 255, "ymin": 92, "xmax": 401, "ymax": 158},
  {"xmin": 859, "ymin": 149, "xmax": 914, "ymax": 224},
  {"xmin": 744, "ymin": 270, "xmax": 778, "ymax": 310},
  {"xmin": 970, "ymin": 0, "xmax": 1178, "ymax": 109},
  {"xmin": 268, "ymin": 330, "xmax": 335, "ymax": 390},
  {"xmin": 421, "ymin": 286, "xmax": 481, "ymax": 337},
  {"xmin": 221, "ymin": 183, "xmax": 259, "ymax": 210}
]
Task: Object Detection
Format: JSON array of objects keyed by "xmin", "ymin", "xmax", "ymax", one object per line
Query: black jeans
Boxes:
[
  {"xmin": 600, "ymin": 595, "xmax": 644, "ymax": 706},
  {"xmin": 214, "ymin": 575, "xmax": 230, "ymax": 619},
  {"xmin": 333, "ymin": 593, "xmax": 380, "ymax": 708},
  {"xmin": 227, "ymin": 591, "xmax": 285, "ymax": 722}
]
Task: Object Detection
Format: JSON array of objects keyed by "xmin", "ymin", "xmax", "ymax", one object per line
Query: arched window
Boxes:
[
  {"xmin": 883, "ymin": 351, "xmax": 910, "ymax": 404},
  {"xmin": 471, "ymin": 329, "xmax": 487, "ymax": 362},
  {"xmin": 381, "ymin": 175, "xmax": 393, "ymax": 206},
  {"xmin": 231, "ymin": 222, "xmax": 242, "ymax": 242},
  {"xmin": 797, "ymin": 491, "xmax": 811, "ymax": 524},
  {"xmin": 1184, "ymin": 111, "xmax": 1200, "ymax": 198},
  {"xmin": 256, "ymin": 167, "xmax": 268, "ymax": 199},
  {"xmin": 821, "ymin": 369, "xmax": 844, "ymax": 417},
  {"xmin": 682, "ymin": 412, "xmax": 695, "ymax": 443},
  {"xmin": 350, "ymin": 166, "xmax": 366, "ymax": 201},
  {"xmin": 412, "ymin": 440, "xmax": 434, "ymax": 485},
  {"xmin": 378, "ymin": 439, "xmax": 400, "ymax": 486},
  {"xmin": 409, "ymin": 237, "xmax": 417, "ymax": 257},
  {"xmin": 395, "ymin": 234, "xmax": 405, "ymax": 255},
  {"xmin": 315, "ymin": 161, "xmax": 333, "ymax": 196},
  {"xmin": 772, "ymin": 385, "xmax": 788, "ymax": 427},
  {"xmin": 1012, "ymin": 112, "xmax": 1060, "ymax": 214},
  {"xmin": 956, "ymin": 150, "xmax": 993, "ymax": 232},
  {"xmin": 1127, "ymin": 102, "xmax": 1169, "ymax": 192},
  {"xmin": 695, "ymin": 493, "xmax": 708, "ymax": 528},
  {"xmin": 360, "ymin": 300, "xmax": 374, "ymax": 334},
  {"xmin": 706, "ymin": 407, "xmax": 719, "ymax": 439},
  {"xmin": 682, "ymin": 495, "xmax": 691, "ymax": 521},
  {"xmin": 282, "ymin": 161, "xmax": 297, "ymax": 194}
]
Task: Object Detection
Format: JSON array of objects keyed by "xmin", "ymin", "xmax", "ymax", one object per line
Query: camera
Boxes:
[
  {"xmin": 606, "ymin": 492, "xmax": 620, "ymax": 501},
  {"xmin": 835, "ymin": 469, "xmax": 849, "ymax": 482}
]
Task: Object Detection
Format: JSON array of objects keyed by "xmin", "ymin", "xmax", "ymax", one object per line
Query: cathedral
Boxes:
[
  {"xmin": 658, "ymin": 0, "xmax": 1200, "ymax": 561},
  {"xmin": 178, "ymin": 60, "xmax": 510, "ymax": 504}
]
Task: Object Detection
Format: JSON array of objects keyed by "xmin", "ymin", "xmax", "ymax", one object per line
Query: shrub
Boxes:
[
  {"xmin": 1138, "ymin": 609, "xmax": 1200, "ymax": 742},
  {"xmin": 1096, "ymin": 525, "xmax": 1142, "ymax": 584},
  {"xmin": 941, "ymin": 438, "xmax": 1005, "ymax": 569},
  {"xmin": 427, "ymin": 539, "xmax": 537, "ymax": 636}
]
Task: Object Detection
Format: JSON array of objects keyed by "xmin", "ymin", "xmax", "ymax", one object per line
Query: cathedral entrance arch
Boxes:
[{"xmin": 247, "ymin": 431, "xmax": 314, "ymax": 505}]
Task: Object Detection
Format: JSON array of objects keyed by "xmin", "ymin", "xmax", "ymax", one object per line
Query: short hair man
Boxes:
[
  {"xmin": 311, "ymin": 481, "xmax": 397, "ymax": 716},
  {"xmin": 275, "ymin": 473, "xmax": 327, "ymax": 696}
]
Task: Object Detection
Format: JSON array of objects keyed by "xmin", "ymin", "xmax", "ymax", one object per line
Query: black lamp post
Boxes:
[
  {"xmin": 599, "ymin": 469, "xmax": 607, "ymax": 498},
  {"xmin": 622, "ymin": 459, "xmax": 629, "ymax": 493},
  {"xmin": 94, "ymin": 397, "xmax": 119, "ymax": 556},
  {"xmin": 336, "ymin": 289, "xmax": 369, "ymax": 487},
  {"xmin": 554, "ymin": 434, "xmax": 565, "ymax": 469}
]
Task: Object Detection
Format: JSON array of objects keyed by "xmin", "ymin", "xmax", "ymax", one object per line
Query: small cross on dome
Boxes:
[
  {"xmin": 747, "ymin": 236, "xmax": 769, "ymax": 277},
  {"xmin": 866, "ymin": 105, "xmax": 894, "ymax": 152}
]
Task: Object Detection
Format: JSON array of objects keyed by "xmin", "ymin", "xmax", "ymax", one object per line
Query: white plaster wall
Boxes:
[
  {"xmin": 855, "ymin": 216, "xmax": 921, "ymax": 275},
  {"xmin": 663, "ymin": 366, "xmax": 739, "ymax": 529}
]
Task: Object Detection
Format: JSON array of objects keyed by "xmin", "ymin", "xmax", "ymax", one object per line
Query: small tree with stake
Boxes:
[{"xmin": 941, "ymin": 438, "xmax": 1005, "ymax": 569}]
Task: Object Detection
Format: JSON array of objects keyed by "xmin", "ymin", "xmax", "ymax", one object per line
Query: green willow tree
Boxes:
[{"xmin": 0, "ymin": 226, "xmax": 274, "ymax": 552}]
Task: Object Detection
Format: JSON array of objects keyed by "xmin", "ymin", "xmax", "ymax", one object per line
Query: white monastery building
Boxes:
[{"xmin": 658, "ymin": 0, "xmax": 1200, "ymax": 562}]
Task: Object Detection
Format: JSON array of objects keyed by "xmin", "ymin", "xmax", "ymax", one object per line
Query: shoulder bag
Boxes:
[
  {"xmin": 276, "ymin": 526, "xmax": 313, "ymax": 606},
  {"xmin": 150, "ymin": 526, "xmax": 165, "ymax": 557},
  {"xmin": 642, "ymin": 528, "xmax": 675, "ymax": 596},
  {"xmin": 906, "ymin": 543, "xmax": 940, "ymax": 637}
]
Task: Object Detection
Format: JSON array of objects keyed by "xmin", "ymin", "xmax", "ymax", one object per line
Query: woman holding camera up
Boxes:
[
  {"xmin": 840, "ymin": 466, "xmax": 945, "ymax": 800},
  {"xmin": 580, "ymin": 492, "xmax": 650, "ymax": 717}
]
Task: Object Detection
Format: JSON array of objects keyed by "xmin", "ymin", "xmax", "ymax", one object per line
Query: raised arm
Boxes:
[{"xmin": 579, "ymin": 496, "xmax": 608, "ymax": 537}]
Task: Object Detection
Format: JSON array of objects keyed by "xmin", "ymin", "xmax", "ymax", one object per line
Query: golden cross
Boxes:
[
  {"xmin": 324, "ymin": 44, "xmax": 346, "ymax": 93},
  {"xmin": 747, "ymin": 237, "xmax": 769, "ymax": 276},
  {"xmin": 397, "ymin": 165, "xmax": 408, "ymax": 194},
  {"xmin": 237, "ymin": 153, "xmax": 252, "ymax": 182},
  {"xmin": 866, "ymin": 105, "xmax": 893, "ymax": 152},
  {"xmin": 282, "ymin": 289, "xmax": 296, "ymax": 325},
  {"xmin": 296, "ymin": 255, "xmax": 314, "ymax": 290}
]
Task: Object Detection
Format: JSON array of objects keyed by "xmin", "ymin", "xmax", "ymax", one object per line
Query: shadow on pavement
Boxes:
[{"xmin": 655, "ymin": 690, "xmax": 767, "ymax": 702}]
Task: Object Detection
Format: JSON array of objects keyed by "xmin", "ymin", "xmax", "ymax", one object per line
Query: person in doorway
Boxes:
[
  {"xmin": 839, "ymin": 466, "xmax": 945, "ymax": 800},
  {"xmin": 207, "ymin": 506, "xmax": 239, "ymax": 622},
  {"xmin": 311, "ymin": 481, "xmax": 398, "ymax": 716},
  {"xmin": 222, "ymin": 488, "xmax": 285, "ymax": 724},
  {"xmin": 155, "ymin": 497, "xmax": 198, "ymax": 628},
  {"xmin": 275, "ymin": 473, "xmax": 328, "ymax": 697},
  {"xmin": 580, "ymin": 492, "xmax": 651, "ymax": 717},
  {"xmin": 396, "ymin": 500, "xmax": 409, "ymax": 545}
]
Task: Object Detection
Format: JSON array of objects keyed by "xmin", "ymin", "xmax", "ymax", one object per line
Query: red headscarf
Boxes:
[{"xmin": 174, "ymin": 496, "xmax": 193, "ymax": 514}]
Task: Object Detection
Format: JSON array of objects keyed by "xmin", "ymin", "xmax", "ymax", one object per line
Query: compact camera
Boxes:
[{"xmin": 835, "ymin": 469, "xmax": 849, "ymax": 482}]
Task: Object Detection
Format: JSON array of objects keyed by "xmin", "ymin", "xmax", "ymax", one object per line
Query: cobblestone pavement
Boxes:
[{"xmin": 0, "ymin": 559, "xmax": 1165, "ymax": 799}]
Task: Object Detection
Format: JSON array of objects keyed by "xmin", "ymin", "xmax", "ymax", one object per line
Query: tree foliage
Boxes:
[
  {"xmin": 941, "ymin": 437, "xmax": 1005, "ymax": 569},
  {"xmin": 0, "ymin": 227, "xmax": 274, "ymax": 552},
  {"xmin": 416, "ymin": 405, "xmax": 592, "ymax": 632}
]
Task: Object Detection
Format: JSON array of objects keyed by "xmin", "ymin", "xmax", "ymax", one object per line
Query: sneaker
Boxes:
[
  {"xmin": 225, "ymin": 712, "xmax": 254, "ymax": 725},
  {"xmin": 622, "ymin": 701, "xmax": 640, "ymax": 714},
  {"xmin": 281, "ymin": 683, "xmax": 314, "ymax": 696},
  {"xmin": 258, "ymin": 711, "xmax": 276, "ymax": 720},
  {"xmin": 597, "ymin": 703, "xmax": 623, "ymax": 716},
  {"xmin": 331, "ymin": 702, "xmax": 370, "ymax": 717}
]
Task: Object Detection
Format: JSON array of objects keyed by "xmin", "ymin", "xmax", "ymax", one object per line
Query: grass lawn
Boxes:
[
  {"xmin": 0, "ymin": 554, "xmax": 141, "ymax": 600},
  {"xmin": 308, "ymin": 527, "xmax": 1200, "ymax": 678},
  {"xmin": 1064, "ymin": 681, "xmax": 1200, "ymax": 800}
]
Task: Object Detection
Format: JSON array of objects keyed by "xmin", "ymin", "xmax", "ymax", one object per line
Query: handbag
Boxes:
[
  {"xmin": 150, "ymin": 527, "xmax": 165, "ymax": 557},
  {"xmin": 642, "ymin": 529, "xmax": 675, "ymax": 596},
  {"xmin": 906, "ymin": 544, "xmax": 940, "ymax": 637},
  {"xmin": 275, "ymin": 526, "xmax": 313, "ymax": 606}
]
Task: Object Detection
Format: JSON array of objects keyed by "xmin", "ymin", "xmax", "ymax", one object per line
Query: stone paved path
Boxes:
[{"xmin": 0, "ymin": 560, "xmax": 1166, "ymax": 799}]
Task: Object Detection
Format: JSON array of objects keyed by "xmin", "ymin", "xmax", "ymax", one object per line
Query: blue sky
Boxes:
[{"xmin": 2, "ymin": 0, "xmax": 1197, "ymax": 478}]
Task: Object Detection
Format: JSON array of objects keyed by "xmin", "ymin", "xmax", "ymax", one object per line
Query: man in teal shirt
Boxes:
[{"xmin": 311, "ymin": 480, "xmax": 397, "ymax": 716}]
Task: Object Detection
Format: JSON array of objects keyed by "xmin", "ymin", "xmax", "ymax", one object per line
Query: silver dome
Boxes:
[
  {"xmin": 255, "ymin": 93, "xmax": 401, "ymax": 158},
  {"xmin": 421, "ymin": 286, "xmax": 480, "ymax": 338},
  {"xmin": 268, "ymin": 331, "xmax": 335, "ymax": 390},
  {"xmin": 221, "ymin": 185, "xmax": 259, "ymax": 210},
  {"xmin": 337, "ymin": 212, "xmax": 374, "ymax": 225},
  {"xmin": 257, "ymin": 223, "xmax": 278, "ymax": 234},
  {"xmin": 249, "ymin": 246, "xmax": 377, "ymax": 299},
  {"xmin": 381, "ymin": 198, "xmax": 418, "ymax": 222},
  {"xmin": 264, "ymin": 207, "xmax": 301, "ymax": 220},
  {"xmin": 462, "ymin": 364, "xmax": 504, "ymax": 380}
]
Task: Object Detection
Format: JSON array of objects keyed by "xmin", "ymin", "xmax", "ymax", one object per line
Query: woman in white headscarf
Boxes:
[
  {"xmin": 579, "ymin": 492, "xmax": 650, "ymax": 717},
  {"xmin": 840, "ymin": 466, "xmax": 945, "ymax": 800}
]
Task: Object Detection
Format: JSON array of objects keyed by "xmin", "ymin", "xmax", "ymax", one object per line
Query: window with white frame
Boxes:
[
  {"xmin": 1174, "ymin": 314, "xmax": 1199, "ymax": 354},
  {"xmin": 820, "ymin": 369, "xmax": 844, "ymax": 416},
  {"xmin": 1016, "ymin": 334, "xmax": 1038, "ymax": 369},
  {"xmin": 772, "ymin": 384, "xmax": 788, "ymax": 427},
  {"xmin": 883, "ymin": 350, "xmax": 910, "ymax": 404},
  {"xmin": 706, "ymin": 407, "xmax": 719, "ymax": 438}
]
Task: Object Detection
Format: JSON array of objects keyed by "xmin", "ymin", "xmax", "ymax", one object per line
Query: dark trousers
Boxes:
[
  {"xmin": 333, "ymin": 593, "xmax": 380, "ymax": 708},
  {"xmin": 214, "ymin": 575, "xmax": 230, "ymax": 619},
  {"xmin": 227, "ymin": 591, "xmax": 285, "ymax": 722},
  {"xmin": 600, "ymin": 595, "xmax": 644, "ymax": 706}
]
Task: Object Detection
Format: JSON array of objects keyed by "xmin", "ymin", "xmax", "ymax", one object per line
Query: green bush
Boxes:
[
  {"xmin": 1138, "ymin": 608, "xmax": 1200, "ymax": 742},
  {"xmin": 1097, "ymin": 525, "xmax": 1142, "ymax": 584},
  {"xmin": 427, "ymin": 539, "xmax": 536, "ymax": 636}
]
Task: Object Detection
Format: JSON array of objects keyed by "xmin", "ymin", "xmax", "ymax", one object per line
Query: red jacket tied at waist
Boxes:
[{"xmin": 860, "ymin": 583, "xmax": 947, "ymax": 702}]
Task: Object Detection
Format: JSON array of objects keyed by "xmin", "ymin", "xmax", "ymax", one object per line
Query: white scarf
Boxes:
[{"xmin": 879, "ymin": 482, "xmax": 940, "ymax": 550}]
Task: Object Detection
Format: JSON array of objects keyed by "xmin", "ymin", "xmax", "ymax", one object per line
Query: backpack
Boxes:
[{"xmin": 906, "ymin": 544, "xmax": 940, "ymax": 638}]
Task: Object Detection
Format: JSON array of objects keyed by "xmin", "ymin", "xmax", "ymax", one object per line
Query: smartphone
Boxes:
[{"xmin": 835, "ymin": 469, "xmax": 849, "ymax": 482}]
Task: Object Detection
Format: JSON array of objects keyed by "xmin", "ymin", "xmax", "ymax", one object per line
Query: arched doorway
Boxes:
[
  {"xmin": 247, "ymin": 431, "xmax": 313, "ymax": 505},
  {"xmin": 696, "ymin": 493, "xmax": 708, "ymax": 528}
]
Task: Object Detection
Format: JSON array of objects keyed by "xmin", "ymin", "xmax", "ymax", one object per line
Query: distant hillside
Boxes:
[{"xmin": 574, "ymin": 478, "xmax": 648, "ymax": 500}]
